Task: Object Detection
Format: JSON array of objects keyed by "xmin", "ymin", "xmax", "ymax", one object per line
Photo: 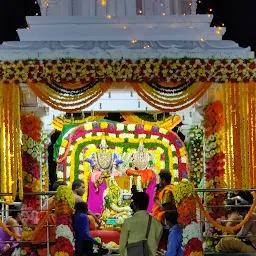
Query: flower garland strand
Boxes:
[
  {"xmin": 187, "ymin": 126, "xmax": 204, "ymax": 187},
  {"xmin": 196, "ymin": 192, "xmax": 256, "ymax": 233},
  {"xmin": 173, "ymin": 180, "xmax": 203, "ymax": 256},
  {"xmin": 55, "ymin": 185, "xmax": 75, "ymax": 256},
  {"xmin": 203, "ymin": 100, "xmax": 226, "ymax": 250}
]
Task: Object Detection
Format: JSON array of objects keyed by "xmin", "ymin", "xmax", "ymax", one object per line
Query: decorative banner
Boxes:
[
  {"xmin": 57, "ymin": 122, "xmax": 189, "ymax": 201},
  {"xmin": 0, "ymin": 83, "xmax": 23, "ymax": 203}
]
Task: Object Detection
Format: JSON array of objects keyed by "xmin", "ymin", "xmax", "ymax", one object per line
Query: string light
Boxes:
[
  {"xmin": 26, "ymin": 27, "xmax": 30, "ymax": 30},
  {"xmin": 200, "ymin": 38, "xmax": 205, "ymax": 42},
  {"xmin": 222, "ymin": 23, "xmax": 225, "ymax": 26},
  {"xmin": 131, "ymin": 40, "xmax": 137, "ymax": 44},
  {"xmin": 101, "ymin": 0, "xmax": 107, "ymax": 6},
  {"xmin": 36, "ymin": 13, "xmax": 39, "ymax": 16},
  {"xmin": 107, "ymin": 14, "xmax": 112, "ymax": 19},
  {"xmin": 162, "ymin": 12, "xmax": 166, "ymax": 16},
  {"xmin": 183, "ymin": 13, "xmax": 186, "ymax": 16},
  {"xmin": 209, "ymin": 8, "xmax": 213, "ymax": 12},
  {"xmin": 216, "ymin": 30, "xmax": 221, "ymax": 35},
  {"xmin": 139, "ymin": 10, "xmax": 142, "ymax": 14},
  {"xmin": 123, "ymin": 26, "xmax": 127, "ymax": 30},
  {"xmin": 143, "ymin": 45, "xmax": 150, "ymax": 49},
  {"xmin": 189, "ymin": 3, "xmax": 192, "ymax": 6},
  {"xmin": 44, "ymin": 1, "xmax": 49, "ymax": 6}
]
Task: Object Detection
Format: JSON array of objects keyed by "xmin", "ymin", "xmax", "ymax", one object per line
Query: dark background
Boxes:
[{"xmin": 0, "ymin": 0, "xmax": 256, "ymax": 52}]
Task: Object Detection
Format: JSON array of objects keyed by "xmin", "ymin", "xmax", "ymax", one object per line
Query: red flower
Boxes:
[{"xmin": 55, "ymin": 237, "xmax": 74, "ymax": 256}]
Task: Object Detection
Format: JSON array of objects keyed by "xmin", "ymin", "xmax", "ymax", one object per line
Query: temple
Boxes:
[{"xmin": 0, "ymin": 0, "xmax": 256, "ymax": 255}]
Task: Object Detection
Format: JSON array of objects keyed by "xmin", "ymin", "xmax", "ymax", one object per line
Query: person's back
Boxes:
[{"xmin": 120, "ymin": 192, "xmax": 163, "ymax": 256}]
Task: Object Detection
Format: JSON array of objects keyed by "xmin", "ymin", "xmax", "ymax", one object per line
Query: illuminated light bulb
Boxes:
[
  {"xmin": 35, "ymin": 0, "xmax": 37, "ymax": 3},
  {"xmin": 198, "ymin": 0, "xmax": 201, "ymax": 2},
  {"xmin": 162, "ymin": 12, "xmax": 166, "ymax": 16},
  {"xmin": 183, "ymin": 13, "xmax": 186, "ymax": 15},
  {"xmin": 216, "ymin": 30, "xmax": 221, "ymax": 35},
  {"xmin": 189, "ymin": 2, "xmax": 192, "ymax": 6},
  {"xmin": 123, "ymin": 26, "xmax": 127, "ymax": 30},
  {"xmin": 218, "ymin": 27, "xmax": 222, "ymax": 30},
  {"xmin": 44, "ymin": 1, "xmax": 49, "ymax": 6},
  {"xmin": 36, "ymin": 13, "xmax": 38, "ymax": 15},
  {"xmin": 222, "ymin": 23, "xmax": 225, "ymax": 26},
  {"xmin": 144, "ymin": 46, "xmax": 147, "ymax": 49},
  {"xmin": 208, "ymin": 14, "xmax": 211, "ymax": 17},
  {"xmin": 131, "ymin": 40, "xmax": 137, "ymax": 44},
  {"xmin": 147, "ymin": 45, "xmax": 150, "ymax": 48},
  {"xmin": 200, "ymin": 38, "xmax": 204, "ymax": 42},
  {"xmin": 139, "ymin": 10, "xmax": 142, "ymax": 14},
  {"xmin": 209, "ymin": 8, "xmax": 213, "ymax": 12},
  {"xmin": 26, "ymin": 27, "xmax": 30, "ymax": 30},
  {"xmin": 102, "ymin": 0, "xmax": 107, "ymax": 6},
  {"xmin": 107, "ymin": 14, "xmax": 112, "ymax": 19}
]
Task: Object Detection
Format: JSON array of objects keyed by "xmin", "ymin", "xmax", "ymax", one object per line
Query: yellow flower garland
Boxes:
[{"xmin": 121, "ymin": 112, "xmax": 182, "ymax": 130}]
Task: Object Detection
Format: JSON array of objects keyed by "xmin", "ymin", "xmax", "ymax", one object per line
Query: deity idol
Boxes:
[
  {"xmin": 85, "ymin": 137, "xmax": 123, "ymax": 190},
  {"xmin": 126, "ymin": 140, "xmax": 155, "ymax": 189}
]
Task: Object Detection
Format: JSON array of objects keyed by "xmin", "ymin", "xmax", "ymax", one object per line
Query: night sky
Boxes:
[{"xmin": 0, "ymin": 0, "xmax": 256, "ymax": 53}]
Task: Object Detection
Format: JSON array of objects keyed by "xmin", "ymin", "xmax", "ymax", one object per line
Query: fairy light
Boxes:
[
  {"xmin": 216, "ymin": 30, "xmax": 221, "ymax": 35},
  {"xmin": 107, "ymin": 14, "xmax": 112, "ymax": 19}
]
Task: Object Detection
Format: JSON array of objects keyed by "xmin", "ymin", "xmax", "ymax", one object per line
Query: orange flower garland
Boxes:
[{"xmin": 196, "ymin": 192, "xmax": 256, "ymax": 232}]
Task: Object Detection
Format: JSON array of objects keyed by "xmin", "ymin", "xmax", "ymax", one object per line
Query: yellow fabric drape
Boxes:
[
  {"xmin": 121, "ymin": 113, "xmax": 182, "ymax": 130},
  {"xmin": 130, "ymin": 82, "xmax": 212, "ymax": 111},
  {"xmin": 221, "ymin": 82, "xmax": 256, "ymax": 189},
  {"xmin": 0, "ymin": 83, "xmax": 23, "ymax": 202},
  {"xmin": 26, "ymin": 82, "xmax": 111, "ymax": 113}
]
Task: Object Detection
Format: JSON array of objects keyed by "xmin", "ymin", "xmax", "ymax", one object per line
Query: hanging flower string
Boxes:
[
  {"xmin": 203, "ymin": 100, "xmax": 226, "ymax": 249},
  {"xmin": 196, "ymin": 192, "xmax": 256, "ymax": 233},
  {"xmin": 173, "ymin": 180, "xmax": 204, "ymax": 256}
]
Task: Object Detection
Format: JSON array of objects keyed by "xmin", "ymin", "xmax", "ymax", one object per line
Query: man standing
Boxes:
[
  {"xmin": 120, "ymin": 192, "xmax": 163, "ymax": 256},
  {"xmin": 72, "ymin": 179, "xmax": 101, "ymax": 227},
  {"xmin": 152, "ymin": 170, "xmax": 176, "ymax": 223}
]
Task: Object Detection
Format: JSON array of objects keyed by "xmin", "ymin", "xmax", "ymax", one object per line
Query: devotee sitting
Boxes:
[
  {"xmin": 73, "ymin": 202, "xmax": 108, "ymax": 256},
  {"xmin": 165, "ymin": 210, "xmax": 182, "ymax": 256},
  {"xmin": 0, "ymin": 205, "xmax": 22, "ymax": 255},
  {"xmin": 72, "ymin": 179, "xmax": 100, "ymax": 229},
  {"xmin": 152, "ymin": 170, "xmax": 176, "ymax": 223},
  {"xmin": 119, "ymin": 192, "xmax": 163, "ymax": 256},
  {"xmin": 216, "ymin": 196, "xmax": 256, "ymax": 253}
]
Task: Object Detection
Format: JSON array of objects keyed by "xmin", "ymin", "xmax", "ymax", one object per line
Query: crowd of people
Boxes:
[{"xmin": 0, "ymin": 170, "xmax": 255, "ymax": 255}]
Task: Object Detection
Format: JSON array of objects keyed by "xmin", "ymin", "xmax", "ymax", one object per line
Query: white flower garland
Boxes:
[
  {"xmin": 182, "ymin": 221, "xmax": 200, "ymax": 246},
  {"xmin": 56, "ymin": 224, "xmax": 75, "ymax": 247}
]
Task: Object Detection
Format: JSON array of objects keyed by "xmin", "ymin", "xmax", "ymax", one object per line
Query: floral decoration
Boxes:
[
  {"xmin": 55, "ymin": 186, "xmax": 75, "ymax": 256},
  {"xmin": 187, "ymin": 126, "xmax": 204, "ymax": 187},
  {"xmin": 57, "ymin": 122, "xmax": 189, "ymax": 198},
  {"xmin": 1, "ymin": 58, "xmax": 256, "ymax": 83},
  {"xmin": 173, "ymin": 180, "xmax": 203, "ymax": 256},
  {"xmin": 203, "ymin": 100, "xmax": 226, "ymax": 251}
]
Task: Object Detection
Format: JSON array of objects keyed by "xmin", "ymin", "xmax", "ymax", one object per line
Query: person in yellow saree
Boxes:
[{"xmin": 152, "ymin": 170, "xmax": 176, "ymax": 223}]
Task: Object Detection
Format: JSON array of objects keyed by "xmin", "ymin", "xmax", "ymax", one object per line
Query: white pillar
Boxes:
[
  {"xmin": 96, "ymin": 0, "xmax": 107, "ymax": 17},
  {"xmin": 191, "ymin": 0, "xmax": 197, "ymax": 15},
  {"xmin": 89, "ymin": 0, "xmax": 96, "ymax": 16},
  {"xmin": 60, "ymin": 0, "xmax": 72, "ymax": 16},
  {"xmin": 173, "ymin": 0, "xmax": 181, "ymax": 15},
  {"xmin": 116, "ymin": 0, "xmax": 126, "ymax": 17},
  {"xmin": 126, "ymin": 0, "xmax": 137, "ymax": 16},
  {"xmin": 144, "ymin": 0, "xmax": 153, "ymax": 16},
  {"xmin": 107, "ymin": 0, "xmax": 116, "ymax": 17},
  {"xmin": 82, "ymin": 0, "xmax": 90, "ymax": 16}
]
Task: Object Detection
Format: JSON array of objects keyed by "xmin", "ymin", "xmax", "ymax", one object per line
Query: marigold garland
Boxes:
[{"xmin": 196, "ymin": 192, "xmax": 256, "ymax": 232}]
